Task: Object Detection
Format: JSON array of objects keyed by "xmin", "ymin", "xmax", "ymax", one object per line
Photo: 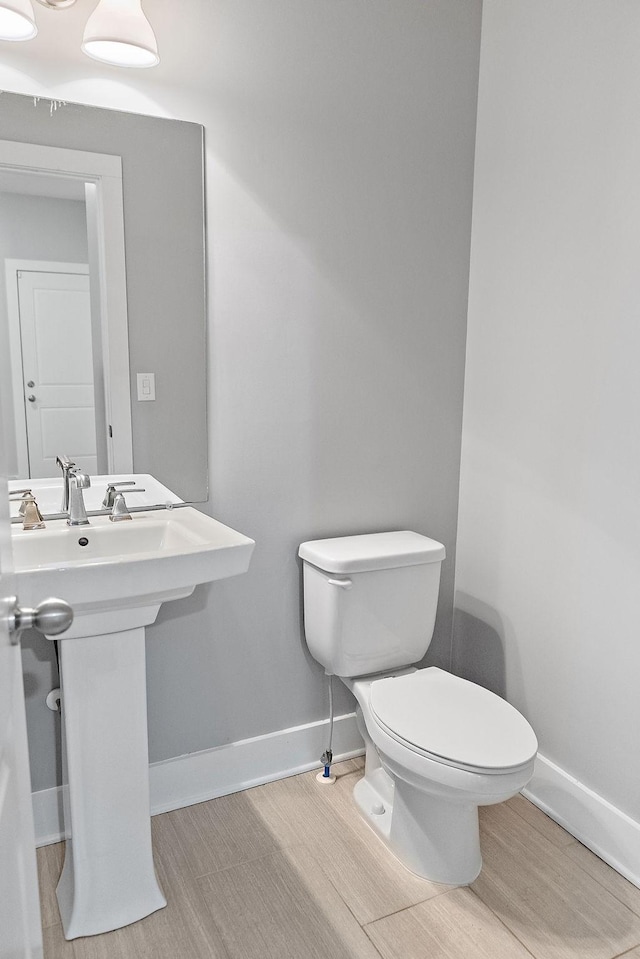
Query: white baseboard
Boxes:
[
  {"xmin": 32, "ymin": 711, "xmax": 364, "ymax": 847},
  {"xmin": 523, "ymin": 753, "xmax": 640, "ymax": 889},
  {"xmin": 33, "ymin": 734, "xmax": 640, "ymax": 890},
  {"xmin": 32, "ymin": 784, "xmax": 67, "ymax": 848}
]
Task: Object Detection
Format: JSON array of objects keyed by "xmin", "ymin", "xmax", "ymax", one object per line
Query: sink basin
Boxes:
[
  {"xmin": 13, "ymin": 507, "xmax": 254, "ymax": 634},
  {"xmin": 12, "ymin": 514, "xmax": 182, "ymax": 567},
  {"xmin": 12, "ymin": 502, "xmax": 255, "ymax": 940}
]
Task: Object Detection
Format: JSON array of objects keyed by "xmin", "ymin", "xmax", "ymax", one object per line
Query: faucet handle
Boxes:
[
  {"xmin": 17, "ymin": 494, "xmax": 45, "ymax": 530},
  {"xmin": 69, "ymin": 469, "xmax": 90, "ymax": 489},
  {"xmin": 10, "ymin": 489, "xmax": 34, "ymax": 517},
  {"xmin": 10, "ymin": 488, "xmax": 32, "ymax": 502},
  {"xmin": 108, "ymin": 489, "xmax": 146, "ymax": 522},
  {"xmin": 102, "ymin": 481, "xmax": 136, "ymax": 509}
]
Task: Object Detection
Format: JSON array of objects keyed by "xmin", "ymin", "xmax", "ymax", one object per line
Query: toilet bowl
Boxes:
[
  {"xmin": 345, "ymin": 667, "xmax": 536, "ymax": 884},
  {"xmin": 298, "ymin": 530, "xmax": 538, "ymax": 885}
]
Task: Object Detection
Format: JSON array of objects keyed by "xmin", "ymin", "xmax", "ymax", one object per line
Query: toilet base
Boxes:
[{"xmin": 353, "ymin": 765, "xmax": 482, "ymax": 886}]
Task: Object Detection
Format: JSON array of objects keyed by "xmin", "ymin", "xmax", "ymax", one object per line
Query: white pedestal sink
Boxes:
[{"xmin": 13, "ymin": 506, "xmax": 254, "ymax": 940}]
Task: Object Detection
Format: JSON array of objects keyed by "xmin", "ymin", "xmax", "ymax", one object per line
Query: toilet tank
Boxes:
[{"xmin": 299, "ymin": 531, "xmax": 446, "ymax": 678}]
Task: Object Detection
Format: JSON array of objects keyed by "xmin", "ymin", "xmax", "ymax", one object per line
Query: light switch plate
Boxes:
[{"xmin": 137, "ymin": 373, "xmax": 156, "ymax": 402}]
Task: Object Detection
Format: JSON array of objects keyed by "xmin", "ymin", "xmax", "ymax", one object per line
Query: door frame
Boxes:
[
  {"xmin": 6, "ymin": 261, "xmax": 91, "ymax": 478},
  {"xmin": 0, "ymin": 139, "xmax": 133, "ymax": 479},
  {"xmin": 0, "ymin": 279, "xmax": 43, "ymax": 958}
]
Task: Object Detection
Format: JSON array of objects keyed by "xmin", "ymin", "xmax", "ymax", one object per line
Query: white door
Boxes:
[
  {"xmin": 17, "ymin": 270, "xmax": 97, "ymax": 478},
  {"xmin": 0, "ymin": 327, "xmax": 43, "ymax": 956}
]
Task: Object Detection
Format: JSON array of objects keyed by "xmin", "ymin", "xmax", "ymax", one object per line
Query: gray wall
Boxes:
[
  {"xmin": 145, "ymin": 0, "xmax": 483, "ymax": 763},
  {"xmin": 0, "ymin": 191, "xmax": 87, "ymax": 265},
  {"xmin": 2, "ymin": 0, "xmax": 483, "ymax": 787},
  {"xmin": 456, "ymin": 0, "xmax": 640, "ymax": 823}
]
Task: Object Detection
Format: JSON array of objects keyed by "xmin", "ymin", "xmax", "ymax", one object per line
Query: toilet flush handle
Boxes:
[{"xmin": 327, "ymin": 578, "xmax": 353, "ymax": 589}]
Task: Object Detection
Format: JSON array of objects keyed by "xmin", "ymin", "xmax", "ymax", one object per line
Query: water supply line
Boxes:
[{"xmin": 317, "ymin": 674, "xmax": 336, "ymax": 785}]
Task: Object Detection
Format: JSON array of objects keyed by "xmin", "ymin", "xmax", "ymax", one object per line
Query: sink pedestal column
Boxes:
[{"xmin": 56, "ymin": 625, "xmax": 166, "ymax": 940}]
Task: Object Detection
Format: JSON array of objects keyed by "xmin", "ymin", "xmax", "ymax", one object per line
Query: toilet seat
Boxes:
[{"xmin": 369, "ymin": 667, "xmax": 537, "ymax": 774}]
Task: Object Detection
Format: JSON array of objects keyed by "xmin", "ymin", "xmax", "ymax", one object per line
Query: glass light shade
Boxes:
[
  {"xmin": 81, "ymin": 0, "xmax": 159, "ymax": 68},
  {"xmin": 0, "ymin": 0, "xmax": 37, "ymax": 40},
  {"xmin": 34, "ymin": 1, "xmax": 78, "ymax": 8}
]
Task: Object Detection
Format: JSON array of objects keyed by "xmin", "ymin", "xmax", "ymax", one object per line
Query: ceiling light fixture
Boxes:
[
  {"xmin": 35, "ymin": 0, "xmax": 77, "ymax": 9},
  {"xmin": 0, "ymin": 0, "xmax": 37, "ymax": 41},
  {"xmin": 81, "ymin": 0, "xmax": 159, "ymax": 68},
  {"xmin": 0, "ymin": 0, "xmax": 159, "ymax": 67}
]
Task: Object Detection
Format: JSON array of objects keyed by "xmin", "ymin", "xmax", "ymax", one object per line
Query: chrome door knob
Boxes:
[
  {"xmin": 3, "ymin": 596, "xmax": 73, "ymax": 645},
  {"xmin": 27, "ymin": 394, "xmax": 36, "ymax": 403}
]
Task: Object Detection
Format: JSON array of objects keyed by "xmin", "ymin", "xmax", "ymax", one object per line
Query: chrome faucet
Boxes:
[
  {"xmin": 67, "ymin": 470, "xmax": 91, "ymax": 527},
  {"xmin": 56, "ymin": 454, "xmax": 76, "ymax": 513}
]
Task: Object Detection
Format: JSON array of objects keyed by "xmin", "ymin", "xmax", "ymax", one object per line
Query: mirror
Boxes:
[{"xmin": 0, "ymin": 91, "xmax": 208, "ymax": 503}]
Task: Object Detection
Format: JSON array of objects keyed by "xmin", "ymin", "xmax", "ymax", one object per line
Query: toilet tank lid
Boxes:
[{"xmin": 298, "ymin": 531, "xmax": 445, "ymax": 574}]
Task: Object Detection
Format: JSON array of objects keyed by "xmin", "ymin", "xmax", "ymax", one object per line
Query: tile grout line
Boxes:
[
  {"xmin": 163, "ymin": 764, "xmax": 350, "ymax": 882},
  {"xmin": 507, "ymin": 797, "xmax": 578, "ymax": 849},
  {"xmin": 553, "ymin": 838, "xmax": 640, "ymax": 923},
  {"xmin": 303, "ymin": 804, "xmax": 457, "ymax": 928},
  {"xmin": 466, "ymin": 886, "xmax": 539, "ymax": 959},
  {"xmin": 471, "ymin": 827, "xmax": 640, "ymax": 959},
  {"xmin": 360, "ymin": 886, "xmax": 469, "ymax": 932},
  {"xmin": 361, "ymin": 921, "xmax": 393, "ymax": 959},
  {"xmin": 176, "ymin": 855, "xmax": 235, "ymax": 959},
  {"xmin": 189, "ymin": 839, "xmax": 305, "ymax": 883},
  {"xmin": 496, "ymin": 799, "xmax": 640, "ymax": 925},
  {"xmin": 195, "ymin": 837, "xmax": 389, "ymax": 959},
  {"xmin": 311, "ymin": 836, "xmax": 451, "ymax": 931}
]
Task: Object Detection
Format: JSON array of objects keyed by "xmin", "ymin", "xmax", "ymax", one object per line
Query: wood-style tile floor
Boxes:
[{"xmin": 39, "ymin": 759, "xmax": 640, "ymax": 959}]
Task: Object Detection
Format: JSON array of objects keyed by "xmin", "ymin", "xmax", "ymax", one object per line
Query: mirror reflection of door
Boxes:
[
  {"xmin": 15, "ymin": 267, "xmax": 96, "ymax": 477},
  {"xmin": 0, "ymin": 173, "xmax": 105, "ymax": 480}
]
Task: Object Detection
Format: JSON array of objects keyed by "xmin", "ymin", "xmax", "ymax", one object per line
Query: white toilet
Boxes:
[{"xmin": 299, "ymin": 530, "xmax": 538, "ymax": 885}]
